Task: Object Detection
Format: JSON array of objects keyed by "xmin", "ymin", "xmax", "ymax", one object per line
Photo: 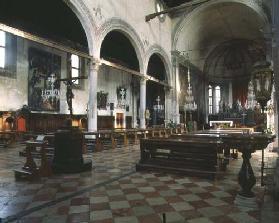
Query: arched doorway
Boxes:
[
  {"xmin": 146, "ymin": 54, "xmax": 167, "ymax": 126},
  {"xmin": 99, "ymin": 31, "xmax": 140, "ymax": 128}
]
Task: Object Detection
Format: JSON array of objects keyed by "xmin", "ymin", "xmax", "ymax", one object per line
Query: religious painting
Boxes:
[
  {"xmin": 97, "ymin": 91, "xmax": 108, "ymax": 110},
  {"xmin": 117, "ymin": 87, "xmax": 127, "ymax": 109},
  {"xmin": 28, "ymin": 48, "xmax": 61, "ymax": 111}
]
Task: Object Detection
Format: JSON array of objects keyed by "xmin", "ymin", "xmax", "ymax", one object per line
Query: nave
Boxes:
[{"xmin": 0, "ymin": 143, "xmax": 277, "ymax": 223}]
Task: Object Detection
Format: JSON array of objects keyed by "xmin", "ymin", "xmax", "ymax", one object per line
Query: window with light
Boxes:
[
  {"xmin": 215, "ymin": 86, "xmax": 221, "ymax": 113},
  {"xmin": 71, "ymin": 54, "xmax": 80, "ymax": 84},
  {"xmin": 208, "ymin": 85, "xmax": 213, "ymax": 114},
  {"xmin": 0, "ymin": 31, "xmax": 6, "ymax": 68}
]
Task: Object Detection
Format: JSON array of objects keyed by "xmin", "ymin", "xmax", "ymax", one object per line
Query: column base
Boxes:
[{"xmin": 234, "ymin": 194, "xmax": 258, "ymax": 210}]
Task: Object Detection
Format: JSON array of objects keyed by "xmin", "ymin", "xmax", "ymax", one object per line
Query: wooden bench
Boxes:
[
  {"xmin": 15, "ymin": 140, "xmax": 52, "ymax": 180},
  {"xmin": 0, "ymin": 131, "xmax": 17, "ymax": 147},
  {"xmin": 136, "ymin": 138, "xmax": 219, "ymax": 178}
]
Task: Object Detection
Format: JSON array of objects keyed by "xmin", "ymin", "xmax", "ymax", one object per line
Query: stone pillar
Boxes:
[
  {"xmin": 229, "ymin": 81, "xmax": 233, "ymax": 107},
  {"xmin": 212, "ymin": 87, "xmax": 216, "ymax": 114},
  {"xmin": 171, "ymin": 51, "xmax": 180, "ymax": 124},
  {"xmin": 139, "ymin": 78, "xmax": 146, "ymax": 129},
  {"xmin": 88, "ymin": 59, "xmax": 100, "ymax": 132},
  {"xmin": 273, "ymin": 0, "xmax": 279, "ymax": 148}
]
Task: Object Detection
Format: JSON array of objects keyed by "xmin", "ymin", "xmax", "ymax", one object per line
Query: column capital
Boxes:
[
  {"xmin": 91, "ymin": 58, "xmax": 101, "ymax": 71},
  {"xmin": 140, "ymin": 76, "xmax": 148, "ymax": 83}
]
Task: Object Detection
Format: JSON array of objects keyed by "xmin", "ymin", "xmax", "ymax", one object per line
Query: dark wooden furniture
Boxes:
[
  {"xmin": 136, "ymin": 138, "xmax": 219, "ymax": 178},
  {"xmin": 0, "ymin": 131, "xmax": 16, "ymax": 147},
  {"xmin": 141, "ymin": 130, "xmax": 274, "ymax": 202},
  {"xmin": 97, "ymin": 116, "xmax": 114, "ymax": 129},
  {"xmin": 28, "ymin": 113, "xmax": 86, "ymax": 133},
  {"xmin": 14, "ymin": 140, "xmax": 52, "ymax": 180},
  {"xmin": 52, "ymin": 127, "xmax": 92, "ymax": 173}
]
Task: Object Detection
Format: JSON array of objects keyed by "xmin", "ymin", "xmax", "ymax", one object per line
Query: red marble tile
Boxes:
[
  {"xmin": 221, "ymin": 196, "xmax": 234, "ymax": 204},
  {"xmin": 90, "ymin": 202, "xmax": 110, "ymax": 211},
  {"xmin": 152, "ymin": 204, "xmax": 175, "ymax": 213},
  {"xmin": 67, "ymin": 212, "xmax": 89, "ymax": 223},
  {"xmin": 204, "ymin": 186, "xmax": 220, "ymax": 192},
  {"xmin": 122, "ymin": 188, "xmax": 139, "ymax": 194},
  {"xmin": 109, "ymin": 195, "xmax": 127, "ymax": 201},
  {"xmin": 57, "ymin": 205, "xmax": 69, "ymax": 215},
  {"xmin": 180, "ymin": 209, "xmax": 203, "ymax": 220},
  {"xmin": 129, "ymin": 199, "xmax": 148, "ymax": 207},
  {"xmin": 112, "ymin": 208, "xmax": 134, "ymax": 217},
  {"xmin": 197, "ymin": 192, "xmax": 214, "ymax": 199},
  {"xmin": 210, "ymin": 215, "xmax": 238, "ymax": 223},
  {"xmin": 90, "ymin": 219, "xmax": 113, "ymax": 223},
  {"xmin": 165, "ymin": 196, "xmax": 184, "ymax": 203},
  {"xmin": 175, "ymin": 189, "xmax": 191, "ymax": 195},
  {"xmin": 58, "ymin": 187, "xmax": 77, "ymax": 193},
  {"xmin": 138, "ymin": 213, "xmax": 162, "ymax": 223},
  {"xmin": 182, "ymin": 183, "xmax": 197, "ymax": 188},
  {"xmin": 247, "ymin": 210, "xmax": 261, "ymax": 220},
  {"xmin": 71, "ymin": 197, "xmax": 90, "ymax": 205},
  {"xmin": 90, "ymin": 190, "xmax": 107, "ymax": 196},
  {"xmin": 189, "ymin": 200, "xmax": 210, "ymax": 209},
  {"xmin": 217, "ymin": 205, "xmax": 240, "ymax": 215},
  {"xmin": 143, "ymin": 192, "xmax": 160, "ymax": 198},
  {"xmin": 154, "ymin": 186, "xmax": 169, "ymax": 191}
]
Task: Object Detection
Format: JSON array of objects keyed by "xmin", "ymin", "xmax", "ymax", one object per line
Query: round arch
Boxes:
[
  {"xmin": 64, "ymin": 0, "xmax": 97, "ymax": 56},
  {"xmin": 96, "ymin": 18, "xmax": 145, "ymax": 73},
  {"xmin": 172, "ymin": 0, "xmax": 270, "ymax": 51},
  {"xmin": 145, "ymin": 45, "xmax": 172, "ymax": 85}
]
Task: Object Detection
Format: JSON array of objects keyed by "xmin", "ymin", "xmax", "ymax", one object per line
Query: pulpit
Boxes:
[{"xmin": 52, "ymin": 125, "xmax": 92, "ymax": 173}]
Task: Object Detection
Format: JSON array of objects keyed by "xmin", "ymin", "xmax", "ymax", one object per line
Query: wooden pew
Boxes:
[
  {"xmin": 15, "ymin": 139, "xmax": 52, "ymax": 180},
  {"xmin": 0, "ymin": 131, "xmax": 17, "ymax": 147},
  {"xmin": 136, "ymin": 137, "xmax": 219, "ymax": 178}
]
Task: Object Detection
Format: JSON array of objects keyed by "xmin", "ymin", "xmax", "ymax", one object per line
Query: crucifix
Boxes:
[{"xmin": 57, "ymin": 76, "xmax": 88, "ymax": 117}]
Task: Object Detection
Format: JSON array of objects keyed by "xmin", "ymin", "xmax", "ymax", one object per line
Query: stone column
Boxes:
[
  {"xmin": 229, "ymin": 81, "xmax": 233, "ymax": 107},
  {"xmin": 88, "ymin": 59, "xmax": 100, "ymax": 132},
  {"xmin": 139, "ymin": 78, "xmax": 146, "ymax": 129},
  {"xmin": 273, "ymin": 0, "xmax": 279, "ymax": 148},
  {"xmin": 212, "ymin": 86, "xmax": 216, "ymax": 114},
  {"xmin": 171, "ymin": 51, "xmax": 180, "ymax": 124}
]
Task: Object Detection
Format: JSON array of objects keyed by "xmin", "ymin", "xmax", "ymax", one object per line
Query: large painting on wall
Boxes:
[{"xmin": 28, "ymin": 48, "xmax": 61, "ymax": 111}]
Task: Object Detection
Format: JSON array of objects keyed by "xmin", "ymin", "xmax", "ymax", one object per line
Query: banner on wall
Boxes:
[{"xmin": 28, "ymin": 48, "xmax": 61, "ymax": 111}]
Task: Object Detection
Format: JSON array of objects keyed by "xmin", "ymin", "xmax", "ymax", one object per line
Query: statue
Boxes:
[{"xmin": 66, "ymin": 81, "xmax": 74, "ymax": 116}]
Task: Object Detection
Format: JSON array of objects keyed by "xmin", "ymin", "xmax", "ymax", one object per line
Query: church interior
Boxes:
[{"xmin": 0, "ymin": 0, "xmax": 279, "ymax": 222}]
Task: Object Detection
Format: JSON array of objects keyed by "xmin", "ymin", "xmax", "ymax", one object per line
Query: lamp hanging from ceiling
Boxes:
[{"xmin": 251, "ymin": 61, "xmax": 273, "ymax": 112}]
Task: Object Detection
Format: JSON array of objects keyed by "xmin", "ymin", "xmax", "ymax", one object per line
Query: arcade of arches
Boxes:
[{"xmin": 0, "ymin": 0, "xmax": 279, "ymax": 222}]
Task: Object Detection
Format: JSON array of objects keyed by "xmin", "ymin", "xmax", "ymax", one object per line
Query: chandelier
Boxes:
[
  {"xmin": 184, "ymin": 61, "xmax": 197, "ymax": 112},
  {"xmin": 251, "ymin": 61, "xmax": 273, "ymax": 112}
]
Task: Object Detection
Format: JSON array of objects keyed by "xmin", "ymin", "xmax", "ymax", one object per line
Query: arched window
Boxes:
[
  {"xmin": 208, "ymin": 85, "xmax": 213, "ymax": 114},
  {"xmin": 215, "ymin": 86, "xmax": 221, "ymax": 113},
  {"xmin": 71, "ymin": 54, "xmax": 80, "ymax": 85}
]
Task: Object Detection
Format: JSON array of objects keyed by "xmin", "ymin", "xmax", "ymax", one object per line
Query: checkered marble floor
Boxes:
[{"xmin": 0, "ymin": 144, "xmax": 278, "ymax": 223}]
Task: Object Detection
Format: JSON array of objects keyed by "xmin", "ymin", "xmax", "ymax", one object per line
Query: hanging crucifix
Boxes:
[{"xmin": 57, "ymin": 76, "xmax": 88, "ymax": 117}]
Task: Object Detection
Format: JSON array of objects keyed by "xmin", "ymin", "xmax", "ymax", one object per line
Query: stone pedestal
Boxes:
[{"xmin": 52, "ymin": 126, "xmax": 92, "ymax": 173}]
